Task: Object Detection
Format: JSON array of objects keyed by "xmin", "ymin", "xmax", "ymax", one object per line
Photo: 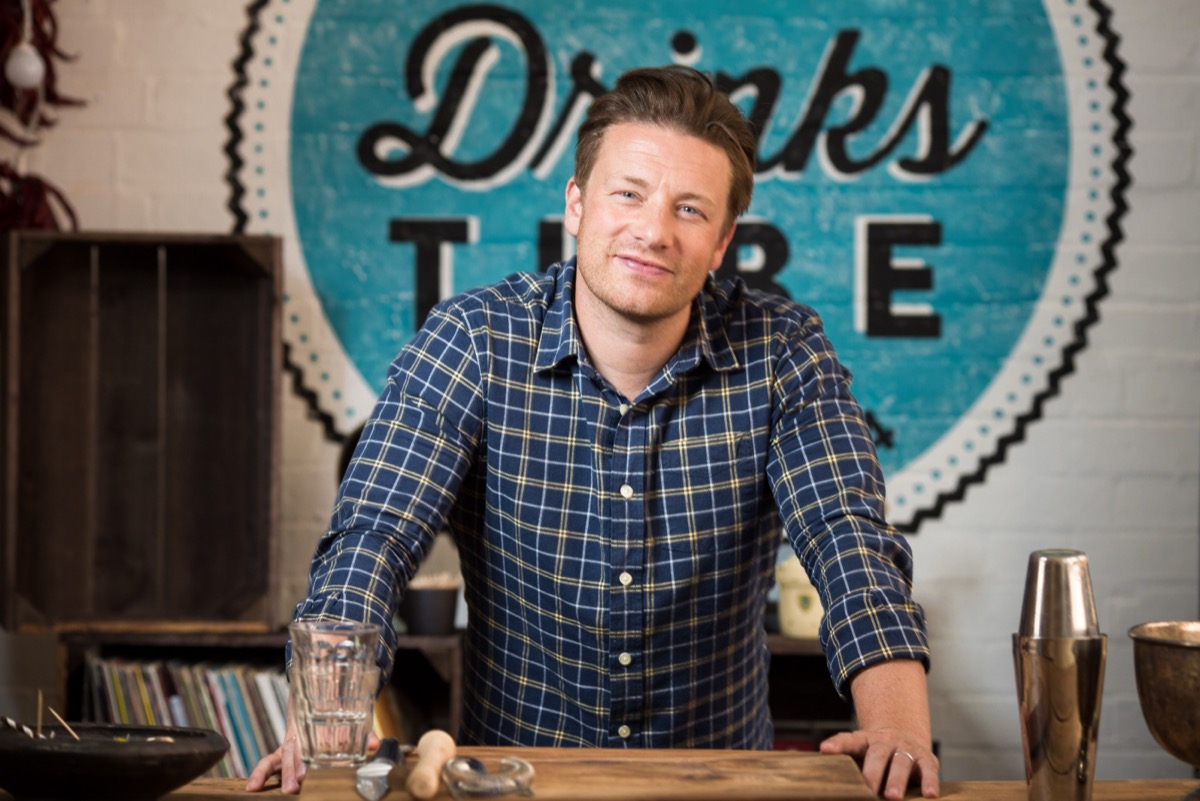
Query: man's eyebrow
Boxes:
[
  {"xmin": 678, "ymin": 190, "xmax": 716, "ymax": 205},
  {"xmin": 611, "ymin": 173, "xmax": 650, "ymax": 189}
]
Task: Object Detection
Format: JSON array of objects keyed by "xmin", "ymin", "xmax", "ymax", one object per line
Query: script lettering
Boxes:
[{"xmin": 357, "ymin": 5, "xmax": 552, "ymax": 188}]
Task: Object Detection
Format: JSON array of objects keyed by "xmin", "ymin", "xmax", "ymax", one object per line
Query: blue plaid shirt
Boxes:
[{"xmin": 295, "ymin": 258, "xmax": 929, "ymax": 749}]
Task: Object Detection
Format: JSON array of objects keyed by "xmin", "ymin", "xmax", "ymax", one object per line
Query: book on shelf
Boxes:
[
  {"xmin": 187, "ymin": 665, "xmax": 236, "ymax": 779},
  {"xmin": 106, "ymin": 660, "xmax": 130, "ymax": 725},
  {"xmin": 237, "ymin": 667, "xmax": 269, "ymax": 760},
  {"xmin": 139, "ymin": 664, "xmax": 160, "ymax": 724},
  {"xmin": 203, "ymin": 665, "xmax": 248, "ymax": 779},
  {"xmin": 252, "ymin": 668, "xmax": 287, "ymax": 747},
  {"xmin": 88, "ymin": 656, "xmax": 114, "ymax": 723},
  {"xmin": 165, "ymin": 662, "xmax": 199, "ymax": 728},
  {"xmin": 223, "ymin": 665, "xmax": 267, "ymax": 771},
  {"xmin": 151, "ymin": 661, "xmax": 188, "ymax": 727}
]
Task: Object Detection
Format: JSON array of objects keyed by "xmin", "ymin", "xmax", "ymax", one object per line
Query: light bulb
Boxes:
[{"xmin": 5, "ymin": 41, "xmax": 45, "ymax": 90}]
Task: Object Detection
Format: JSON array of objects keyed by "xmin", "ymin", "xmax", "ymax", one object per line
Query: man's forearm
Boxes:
[
  {"xmin": 849, "ymin": 657, "xmax": 932, "ymax": 743},
  {"xmin": 821, "ymin": 658, "xmax": 939, "ymax": 798}
]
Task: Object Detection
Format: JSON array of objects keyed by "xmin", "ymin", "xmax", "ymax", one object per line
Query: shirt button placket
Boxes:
[{"xmin": 609, "ymin": 401, "xmax": 644, "ymax": 748}]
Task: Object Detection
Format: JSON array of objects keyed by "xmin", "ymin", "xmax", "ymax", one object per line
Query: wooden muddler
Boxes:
[{"xmin": 406, "ymin": 728, "xmax": 456, "ymax": 800}]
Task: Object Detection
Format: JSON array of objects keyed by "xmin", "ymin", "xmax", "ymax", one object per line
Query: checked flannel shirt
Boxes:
[{"xmin": 294, "ymin": 257, "xmax": 930, "ymax": 749}]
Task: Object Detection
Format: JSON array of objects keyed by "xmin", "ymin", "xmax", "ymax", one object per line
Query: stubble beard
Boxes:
[{"xmin": 577, "ymin": 247, "xmax": 690, "ymax": 328}]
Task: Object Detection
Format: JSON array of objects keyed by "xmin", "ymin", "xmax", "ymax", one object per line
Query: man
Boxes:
[{"xmin": 249, "ymin": 65, "xmax": 938, "ymax": 800}]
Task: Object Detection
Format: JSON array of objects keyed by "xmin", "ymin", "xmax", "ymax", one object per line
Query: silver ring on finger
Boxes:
[{"xmin": 893, "ymin": 749, "xmax": 915, "ymax": 763}]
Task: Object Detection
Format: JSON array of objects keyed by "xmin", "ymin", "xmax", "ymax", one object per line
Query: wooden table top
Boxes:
[{"xmin": 14, "ymin": 747, "xmax": 1191, "ymax": 801}]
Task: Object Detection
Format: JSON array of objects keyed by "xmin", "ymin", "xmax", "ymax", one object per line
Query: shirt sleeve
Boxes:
[
  {"xmin": 766, "ymin": 312, "xmax": 931, "ymax": 699},
  {"xmin": 290, "ymin": 301, "xmax": 485, "ymax": 686}
]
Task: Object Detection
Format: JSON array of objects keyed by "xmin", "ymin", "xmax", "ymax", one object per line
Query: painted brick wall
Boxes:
[{"xmin": 0, "ymin": 0, "xmax": 1195, "ymax": 782}]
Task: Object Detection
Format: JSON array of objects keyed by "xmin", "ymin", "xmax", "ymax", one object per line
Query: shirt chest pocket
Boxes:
[{"xmin": 652, "ymin": 432, "xmax": 764, "ymax": 555}]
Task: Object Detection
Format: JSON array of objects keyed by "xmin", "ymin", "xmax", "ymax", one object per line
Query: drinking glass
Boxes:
[{"xmin": 289, "ymin": 620, "xmax": 381, "ymax": 767}]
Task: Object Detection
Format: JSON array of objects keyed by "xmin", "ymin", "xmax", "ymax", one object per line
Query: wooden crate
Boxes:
[{"xmin": 1, "ymin": 232, "xmax": 282, "ymax": 632}]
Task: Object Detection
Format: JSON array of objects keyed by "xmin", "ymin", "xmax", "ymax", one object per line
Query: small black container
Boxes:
[{"xmin": 400, "ymin": 587, "xmax": 459, "ymax": 635}]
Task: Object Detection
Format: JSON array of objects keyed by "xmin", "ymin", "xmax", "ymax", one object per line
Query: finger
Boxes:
[
  {"xmin": 281, "ymin": 737, "xmax": 307, "ymax": 794},
  {"xmin": 245, "ymin": 747, "xmax": 282, "ymax": 792},
  {"xmin": 818, "ymin": 730, "xmax": 869, "ymax": 757},
  {"xmin": 918, "ymin": 751, "xmax": 941, "ymax": 798},
  {"xmin": 820, "ymin": 731, "xmax": 888, "ymax": 794},
  {"xmin": 858, "ymin": 741, "xmax": 896, "ymax": 797},
  {"xmin": 883, "ymin": 748, "xmax": 915, "ymax": 801},
  {"xmin": 279, "ymin": 695, "xmax": 306, "ymax": 795}
]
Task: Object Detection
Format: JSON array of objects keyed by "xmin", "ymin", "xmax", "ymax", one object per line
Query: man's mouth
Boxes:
[{"xmin": 615, "ymin": 253, "xmax": 670, "ymax": 277}]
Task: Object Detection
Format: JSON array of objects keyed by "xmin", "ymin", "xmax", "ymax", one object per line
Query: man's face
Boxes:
[{"xmin": 564, "ymin": 122, "xmax": 736, "ymax": 328}]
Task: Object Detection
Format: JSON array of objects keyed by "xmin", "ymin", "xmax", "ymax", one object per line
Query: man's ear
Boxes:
[
  {"xmin": 710, "ymin": 222, "xmax": 737, "ymax": 271},
  {"xmin": 564, "ymin": 177, "xmax": 582, "ymax": 237}
]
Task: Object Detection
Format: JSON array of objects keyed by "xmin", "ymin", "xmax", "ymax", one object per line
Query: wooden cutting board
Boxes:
[{"xmin": 300, "ymin": 747, "xmax": 875, "ymax": 800}]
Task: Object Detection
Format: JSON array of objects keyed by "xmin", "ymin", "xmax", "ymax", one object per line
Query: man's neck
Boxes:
[{"xmin": 574, "ymin": 295, "xmax": 690, "ymax": 403}]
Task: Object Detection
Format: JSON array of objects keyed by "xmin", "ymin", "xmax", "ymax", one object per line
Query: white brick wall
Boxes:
[
  {"xmin": 1, "ymin": 0, "xmax": 1195, "ymax": 782},
  {"xmin": 911, "ymin": 0, "xmax": 1200, "ymax": 773}
]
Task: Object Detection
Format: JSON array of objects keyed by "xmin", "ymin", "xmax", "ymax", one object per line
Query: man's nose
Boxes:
[{"xmin": 630, "ymin": 199, "xmax": 672, "ymax": 247}]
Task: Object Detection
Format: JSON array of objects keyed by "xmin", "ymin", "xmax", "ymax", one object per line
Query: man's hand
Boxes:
[
  {"xmin": 246, "ymin": 694, "xmax": 305, "ymax": 793},
  {"xmin": 819, "ymin": 659, "xmax": 939, "ymax": 799}
]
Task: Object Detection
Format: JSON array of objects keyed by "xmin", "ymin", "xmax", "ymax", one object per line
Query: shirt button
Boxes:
[
  {"xmin": 617, "ymin": 725, "xmax": 632, "ymax": 739},
  {"xmin": 618, "ymin": 652, "xmax": 632, "ymax": 666},
  {"xmin": 619, "ymin": 484, "xmax": 634, "ymax": 499},
  {"xmin": 618, "ymin": 403, "xmax": 629, "ymax": 415},
  {"xmin": 618, "ymin": 571, "xmax": 633, "ymax": 586}
]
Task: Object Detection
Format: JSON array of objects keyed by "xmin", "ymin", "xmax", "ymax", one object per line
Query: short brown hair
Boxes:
[{"xmin": 574, "ymin": 65, "xmax": 756, "ymax": 232}]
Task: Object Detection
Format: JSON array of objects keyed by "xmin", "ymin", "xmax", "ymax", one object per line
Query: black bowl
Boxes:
[{"xmin": 0, "ymin": 723, "xmax": 228, "ymax": 800}]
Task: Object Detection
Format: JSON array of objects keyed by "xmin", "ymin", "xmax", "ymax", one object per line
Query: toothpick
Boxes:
[
  {"xmin": 36, "ymin": 689, "xmax": 42, "ymax": 738},
  {"xmin": 47, "ymin": 707, "xmax": 79, "ymax": 741}
]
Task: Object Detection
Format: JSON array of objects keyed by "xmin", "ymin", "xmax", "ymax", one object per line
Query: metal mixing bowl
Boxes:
[{"xmin": 1129, "ymin": 620, "xmax": 1200, "ymax": 768}]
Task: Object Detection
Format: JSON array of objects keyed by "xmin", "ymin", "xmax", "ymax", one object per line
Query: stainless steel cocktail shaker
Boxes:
[{"xmin": 1013, "ymin": 549, "xmax": 1107, "ymax": 801}]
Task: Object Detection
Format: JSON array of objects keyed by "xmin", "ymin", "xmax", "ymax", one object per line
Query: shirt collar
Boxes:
[
  {"xmin": 534, "ymin": 258, "xmax": 741, "ymax": 375},
  {"xmin": 534, "ymin": 259, "xmax": 583, "ymax": 373},
  {"xmin": 694, "ymin": 274, "xmax": 740, "ymax": 373}
]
